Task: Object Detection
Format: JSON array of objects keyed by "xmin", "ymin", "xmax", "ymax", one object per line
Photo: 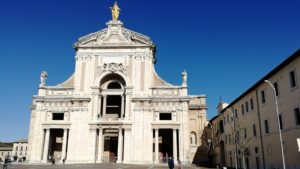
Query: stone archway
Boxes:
[
  {"xmin": 220, "ymin": 140, "xmax": 226, "ymax": 167},
  {"xmin": 99, "ymin": 73, "xmax": 127, "ymax": 119}
]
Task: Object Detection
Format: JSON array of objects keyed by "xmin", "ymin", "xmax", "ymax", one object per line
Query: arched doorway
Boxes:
[
  {"xmin": 99, "ymin": 74, "xmax": 126, "ymax": 119},
  {"xmin": 220, "ymin": 140, "xmax": 225, "ymax": 167},
  {"xmin": 99, "ymin": 73, "xmax": 126, "ymax": 163}
]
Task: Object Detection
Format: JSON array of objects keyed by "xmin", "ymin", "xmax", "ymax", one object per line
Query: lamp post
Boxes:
[
  {"xmin": 264, "ymin": 80, "xmax": 286, "ymax": 169},
  {"xmin": 206, "ymin": 122, "xmax": 214, "ymax": 167},
  {"xmin": 226, "ymin": 108, "xmax": 238, "ymax": 169}
]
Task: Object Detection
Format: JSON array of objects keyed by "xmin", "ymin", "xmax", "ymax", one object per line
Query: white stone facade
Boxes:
[
  {"xmin": 12, "ymin": 141, "xmax": 28, "ymax": 162},
  {"xmin": 27, "ymin": 18, "xmax": 207, "ymax": 164},
  {"xmin": 0, "ymin": 147, "xmax": 12, "ymax": 162}
]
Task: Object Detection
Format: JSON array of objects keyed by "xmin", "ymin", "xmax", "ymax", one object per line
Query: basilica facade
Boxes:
[{"xmin": 27, "ymin": 5, "xmax": 207, "ymax": 164}]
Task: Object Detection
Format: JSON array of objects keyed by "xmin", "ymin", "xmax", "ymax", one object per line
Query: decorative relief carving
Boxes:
[
  {"xmin": 97, "ymin": 63, "xmax": 127, "ymax": 76},
  {"xmin": 158, "ymin": 89, "xmax": 173, "ymax": 95},
  {"xmin": 75, "ymin": 53, "xmax": 93, "ymax": 61},
  {"xmin": 134, "ymin": 53, "xmax": 152, "ymax": 60},
  {"xmin": 125, "ymin": 90, "xmax": 133, "ymax": 96}
]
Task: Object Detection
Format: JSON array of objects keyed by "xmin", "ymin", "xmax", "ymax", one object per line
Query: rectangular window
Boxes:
[
  {"xmin": 274, "ymin": 82, "xmax": 279, "ymax": 96},
  {"xmin": 261, "ymin": 90, "xmax": 266, "ymax": 104},
  {"xmin": 256, "ymin": 157, "xmax": 260, "ymax": 169},
  {"xmin": 264, "ymin": 120, "xmax": 269, "ymax": 134},
  {"xmin": 236, "ymin": 131, "xmax": 240, "ymax": 142},
  {"xmin": 235, "ymin": 109, "xmax": 238, "ymax": 118},
  {"xmin": 241, "ymin": 104, "xmax": 245, "ymax": 114},
  {"xmin": 250, "ymin": 98, "xmax": 254, "ymax": 110},
  {"xmin": 279, "ymin": 114, "xmax": 283, "ymax": 130},
  {"xmin": 227, "ymin": 114, "xmax": 229, "ymax": 123},
  {"xmin": 253, "ymin": 124, "xmax": 257, "ymax": 136},
  {"xmin": 255, "ymin": 147, "xmax": 259, "ymax": 153},
  {"xmin": 289, "ymin": 70, "xmax": 297, "ymax": 88},
  {"xmin": 295, "ymin": 108, "xmax": 300, "ymax": 125},
  {"xmin": 159, "ymin": 113, "xmax": 172, "ymax": 120},
  {"xmin": 244, "ymin": 128, "xmax": 247, "ymax": 138},
  {"xmin": 52, "ymin": 113, "xmax": 64, "ymax": 120},
  {"xmin": 246, "ymin": 101, "xmax": 249, "ymax": 112}
]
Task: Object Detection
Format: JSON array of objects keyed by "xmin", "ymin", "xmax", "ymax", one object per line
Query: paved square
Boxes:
[{"xmin": 1, "ymin": 164, "xmax": 214, "ymax": 169}]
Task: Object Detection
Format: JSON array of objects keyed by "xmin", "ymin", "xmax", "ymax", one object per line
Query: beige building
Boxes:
[
  {"xmin": 12, "ymin": 140, "xmax": 28, "ymax": 162},
  {"xmin": 0, "ymin": 146, "xmax": 12, "ymax": 162},
  {"xmin": 210, "ymin": 49, "xmax": 300, "ymax": 169},
  {"xmin": 27, "ymin": 4, "xmax": 207, "ymax": 164}
]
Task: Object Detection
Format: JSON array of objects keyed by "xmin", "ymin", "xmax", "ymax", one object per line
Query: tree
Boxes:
[{"xmin": 232, "ymin": 117, "xmax": 254, "ymax": 169}]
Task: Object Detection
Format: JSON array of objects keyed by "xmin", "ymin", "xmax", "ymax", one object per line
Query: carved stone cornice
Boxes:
[
  {"xmin": 97, "ymin": 62, "xmax": 127, "ymax": 76},
  {"xmin": 134, "ymin": 52, "xmax": 153, "ymax": 60}
]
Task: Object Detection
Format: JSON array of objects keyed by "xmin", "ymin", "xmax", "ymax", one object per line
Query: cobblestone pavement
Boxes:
[{"xmin": 1, "ymin": 164, "xmax": 215, "ymax": 169}]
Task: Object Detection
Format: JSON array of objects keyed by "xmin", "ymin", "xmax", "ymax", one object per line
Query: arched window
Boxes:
[
  {"xmin": 99, "ymin": 74, "xmax": 126, "ymax": 119},
  {"xmin": 190, "ymin": 132, "xmax": 197, "ymax": 145},
  {"xmin": 107, "ymin": 82, "xmax": 121, "ymax": 89}
]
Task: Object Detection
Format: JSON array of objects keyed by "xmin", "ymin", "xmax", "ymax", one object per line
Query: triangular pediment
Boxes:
[{"xmin": 74, "ymin": 20, "xmax": 154, "ymax": 48}]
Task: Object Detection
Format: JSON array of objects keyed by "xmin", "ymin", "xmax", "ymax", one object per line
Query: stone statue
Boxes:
[
  {"xmin": 182, "ymin": 70, "xmax": 187, "ymax": 86},
  {"xmin": 110, "ymin": 2, "xmax": 121, "ymax": 21},
  {"xmin": 40, "ymin": 71, "xmax": 48, "ymax": 87}
]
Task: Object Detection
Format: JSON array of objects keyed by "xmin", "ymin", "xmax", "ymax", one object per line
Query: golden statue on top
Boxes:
[{"xmin": 110, "ymin": 2, "xmax": 121, "ymax": 21}]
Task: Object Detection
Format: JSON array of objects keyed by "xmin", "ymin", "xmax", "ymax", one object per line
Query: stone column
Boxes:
[
  {"xmin": 102, "ymin": 95, "xmax": 107, "ymax": 119},
  {"xmin": 42, "ymin": 129, "xmax": 50, "ymax": 162},
  {"xmin": 97, "ymin": 128, "xmax": 103, "ymax": 162},
  {"xmin": 173, "ymin": 129, "xmax": 178, "ymax": 163},
  {"xmin": 123, "ymin": 128, "xmax": 132, "ymax": 163},
  {"xmin": 125, "ymin": 88, "xmax": 132, "ymax": 120},
  {"xmin": 117, "ymin": 128, "xmax": 123, "ymax": 163},
  {"xmin": 125, "ymin": 94, "xmax": 130, "ymax": 119},
  {"xmin": 61, "ymin": 129, "xmax": 68, "ymax": 163},
  {"xmin": 179, "ymin": 129, "xmax": 183, "ymax": 162},
  {"xmin": 97, "ymin": 95, "xmax": 102, "ymax": 119},
  {"xmin": 154, "ymin": 129, "xmax": 159, "ymax": 164},
  {"xmin": 121, "ymin": 95, "xmax": 125, "ymax": 119}
]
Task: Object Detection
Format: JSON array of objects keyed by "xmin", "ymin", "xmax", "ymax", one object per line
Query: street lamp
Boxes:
[
  {"xmin": 264, "ymin": 80, "xmax": 286, "ymax": 169},
  {"xmin": 207, "ymin": 122, "xmax": 214, "ymax": 150},
  {"xmin": 226, "ymin": 108, "xmax": 238, "ymax": 169}
]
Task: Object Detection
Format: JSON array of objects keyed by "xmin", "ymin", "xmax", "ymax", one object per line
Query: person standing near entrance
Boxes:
[
  {"xmin": 2, "ymin": 158, "xmax": 9, "ymax": 169},
  {"xmin": 168, "ymin": 157, "xmax": 174, "ymax": 169}
]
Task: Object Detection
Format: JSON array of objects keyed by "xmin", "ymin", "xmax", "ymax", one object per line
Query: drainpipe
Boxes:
[{"xmin": 255, "ymin": 90, "xmax": 266, "ymax": 169}]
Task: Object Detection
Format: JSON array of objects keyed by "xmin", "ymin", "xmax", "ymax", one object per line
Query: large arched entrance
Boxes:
[
  {"xmin": 220, "ymin": 140, "xmax": 226, "ymax": 167},
  {"xmin": 99, "ymin": 73, "xmax": 126, "ymax": 120},
  {"xmin": 98, "ymin": 73, "xmax": 126, "ymax": 163}
]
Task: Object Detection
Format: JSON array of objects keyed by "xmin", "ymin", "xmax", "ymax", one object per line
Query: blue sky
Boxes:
[{"xmin": 0, "ymin": 0, "xmax": 299, "ymax": 142}]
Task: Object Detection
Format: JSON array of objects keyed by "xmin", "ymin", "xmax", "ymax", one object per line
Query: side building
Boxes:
[
  {"xmin": 12, "ymin": 139, "xmax": 28, "ymax": 162},
  {"xmin": 0, "ymin": 146, "xmax": 12, "ymax": 162},
  {"xmin": 210, "ymin": 49, "xmax": 300, "ymax": 169}
]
